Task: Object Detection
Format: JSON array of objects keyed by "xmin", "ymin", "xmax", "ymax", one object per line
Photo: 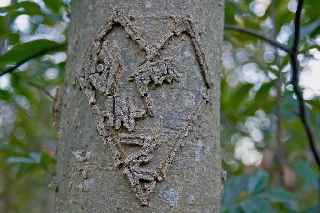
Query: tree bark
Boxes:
[{"xmin": 55, "ymin": 0, "xmax": 223, "ymax": 212}]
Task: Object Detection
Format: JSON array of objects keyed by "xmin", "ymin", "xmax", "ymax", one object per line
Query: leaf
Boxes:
[
  {"xmin": 294, "ymin": 160, "xmax": 318, "ymax": 190},
  {"xmin": 223, "ymin": 174, "xmax": 249, "ymax": 204},
  {"xmin": 225, "ymin": 1, "xmax": 242, "ymax": 25},
  {"xmin": 39, "ymin": 152, "xmax": 55, "ymax": 168},
  {"xmin": 11, "ymin": 2, "xmax": 41, "ymax": 12},
  {"xmin": 274, "ymin": 3, "xmax": 294, "ymax": 34},
  {"xmin": 0, "ymin": 89, "xmax": 11, "ymax": 100},
  {"xmin": 300, "ymin": 19, "xmax": 320, "ymax": 38},
  {"xmin": 1, "ymin": 2, "xmax": 43, "ymax": 18},
  {"xmin": 247, "ymin": 170, "xmax": 269, "ymax": 194},
  {"xmin": 307, "ymin": 99, "xmax": 320, "ymax": 114},
  {"xmin": 228, "ymin": 84, "xmax": 254, "ymax": 110},
  {"xmin": 6, "ymin": 32, "xmax": 20, "ymax": 44},
  {"xmin": 258, "ymin": 188, "xmax": 292, "ymax": 203},
  {"xmin": 254, "ymin": 82, "xmax": 273, "ymax": 105},
  {"xmin": 0, "ymin": 16, "xmax": 6, "ymax": 36},
  {"xmin": 240, "ymin": 197, "xmax": 270, "ymax": 213},
  {"xmin": 221, "ymin": 204, "xmax": 242, "ymax": 213},
  {"xmin": 43, "ymin": 0, "xmax": 62, "ymax": 13},
  {"xmin": 0, "ymin": 39, "xmax": 66, "ymax": 68},
  {"xmin": 304, "ymin": 0, "xmax": 320, "ymax": 18}
]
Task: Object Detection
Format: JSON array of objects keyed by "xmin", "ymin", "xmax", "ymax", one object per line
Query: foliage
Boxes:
[
  {"xmin": 0, "ymin": 0, "xmax": 68, "ymax": 212},
  {"xmin": 0, "ymin": 0, "xmax": 319, "ymax": 212},
  {"xmin": 222, "ymin": 0, "xmax": 320, "ymax": 212},
  {"xmin": 222, "ymin": 170, "xmax": 292, "ymax": 213}
]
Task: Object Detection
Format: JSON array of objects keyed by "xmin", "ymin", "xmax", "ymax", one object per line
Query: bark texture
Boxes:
[{"xmin": 55, "ymin": 0, "xmax": 224, "ymax": 212}]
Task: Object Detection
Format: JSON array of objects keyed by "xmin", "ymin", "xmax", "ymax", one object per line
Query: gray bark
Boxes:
[{"xmin": 54, "ymin": 0, "xmax": 223, "ymax": 212}]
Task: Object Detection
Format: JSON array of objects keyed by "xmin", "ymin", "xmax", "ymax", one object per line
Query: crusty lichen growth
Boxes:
[{"xmin": 76, "ymin": 9, "xmax": 211, "ymax": 206}]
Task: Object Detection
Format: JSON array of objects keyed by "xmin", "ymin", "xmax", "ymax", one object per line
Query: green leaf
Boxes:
[
  {"xmin": 221, "ymin": 204, "xmax": 242, "ymax": 213},
  {"xmin": 300, "ymin": 19, "xmax": 320, "ymax": 38},
  {"xmin": 0, "ymin": 16, "xmax": 6, "ymax": 36},
  {"xmin": 11, "ymin": 2, "xmax": 41, "ymax": 12},
  {"xmin": 43, "ymin": 0, "xmax": 62, "ymax": 14},
  {"xmin": 274, "ymin": 3, "xmax": 294, "ymax": 33},
  {"xmin": 258, "ymin": 188, "xmax": 292, "ymax": 203},
  {"xmin": 254, "ymin": 82, "xmax": 273, "ymax": 105},
  {"xmin": 223, "ymin": 174, "xmax": 249, "ymax": 204},
  {"xmin": 228, "ymin": 84, "xmax": 254, "ymax": 110},
  {"xmin": 307, "ymin": 99, "xmax": 320, "ymax": 115},
  {"xmin": 0, "ymin": 39, "xmax": 66, "ymax": 68},
  {"xmin": 240, "ymin": 197, "xmax": 271, "ymax": 213},
  {"xmin": 6, "ymin": 32, "xmax": 20, "ymax": 44},
  {"xmin": 0, "ymin": 89, "xmax": 11, "ymax": 100},
  {"xmin": 247, "ymin": 170, "xmax": 269, "ymax": 194},
  {"xmin": 305, "ymin": 0, "xmax": 320, "ymax": 14},
  {"xmin": 225, "ymin": 2, "xmax": 242, "ymax": 25},
  {"xmin": 40, "ymin": 152, "xmax": 55, "ymax": 168},
  {"xmin": 294, "ymin": 160, "xmax": 318, "ymax": 190},
  {"xmin": 2, "ymin": 2, "xmax": 42, "ymax": 18}
]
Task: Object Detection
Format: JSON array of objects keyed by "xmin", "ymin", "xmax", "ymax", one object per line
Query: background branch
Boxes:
[
  {"xmin": 226, "ymin": 2, "xmax": 320, "ymax": 202},
  {"xmin": 224, "ymin": 24, "xmax": 293, "ymax": 55},
  {"xmin": 0, "ymin": 42, "xmax": 67, "ymax": 77},
  {"xmin": 225, "ymin": 0, "xmax": 320, "ymax": 170},
  {"xmin": 270, "ymin": 0, "xmax": 285, "ymax": 187},
  {"xmin": 290, "ymin": 0, "xmax": 320, "ymax": 168},
  {"xmin": 290, "ymin": 1, "xmax": 320, "ymax": 209}
]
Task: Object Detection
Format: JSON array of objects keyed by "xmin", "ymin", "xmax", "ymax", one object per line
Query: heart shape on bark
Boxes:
[{"xmin": 76, "ymin": 10, "xmax": 211, "ymax": 206}]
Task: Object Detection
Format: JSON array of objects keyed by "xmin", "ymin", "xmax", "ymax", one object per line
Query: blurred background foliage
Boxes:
[
  {"xmin": 0, "ymin": 0, "xmax": 319, "ymax": 212},
  {"xmin": 0, "ymin": 0, "xmax": 68, "ymax": 212}
]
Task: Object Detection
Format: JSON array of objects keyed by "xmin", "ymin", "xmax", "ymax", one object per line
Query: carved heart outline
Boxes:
[{"xmin": 76, "ymin": 9, "xmax": 211, "ymax": 206}]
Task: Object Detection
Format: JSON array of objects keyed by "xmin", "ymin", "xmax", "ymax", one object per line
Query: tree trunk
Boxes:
[{"xmin": 54, "ymin": 0, "xmax": 223, "ymax": 212}]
